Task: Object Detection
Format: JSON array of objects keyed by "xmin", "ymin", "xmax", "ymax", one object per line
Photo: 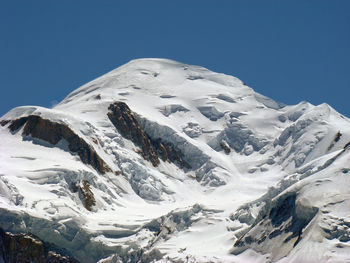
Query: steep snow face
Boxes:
[{"xmin": 1, "ymin": 58, "xmax": 350, "ymax": 262}]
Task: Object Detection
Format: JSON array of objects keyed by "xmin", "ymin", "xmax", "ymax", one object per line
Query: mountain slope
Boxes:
[{"xmin": 1, "ymin": 58, "xmax": 350, "ymax": 262}]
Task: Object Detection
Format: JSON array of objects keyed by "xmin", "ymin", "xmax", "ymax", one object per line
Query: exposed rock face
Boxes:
[
  {"xmin": 5, "ymin": 115, "xmax": 112, "ymax": 174},
  {"xmin": 0, "ymin": 228, "xmax": 79, "ymax": 263},
  {"xmin": 0, "ymin": 120, "xmax": 11, "ymax": 126},
  {"xmin": 328, "ymin": 131, "xmax": 342, "ymax": 151},
  {"xmin": 72, "ymin": 180, "xmax": 96, "ymax": 211},
  {"xmin": 108, "ymin": 102, "xmax": 160, "ymax": 166},
  {"xmin": 220, "ymin": 141, "xmax": 231, "ymax": 154},
  {"xmin": 152, "ymin": 139, "xmax": 190, "ymax": 169},
  {"xmin": 108, "ymin": 102, "xmax": 190, "ymax": 168},
  {"xmin": 80, "ymin": 180, "xmax": 96, "ymax": 211}
]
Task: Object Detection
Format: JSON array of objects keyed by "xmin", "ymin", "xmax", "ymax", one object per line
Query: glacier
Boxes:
[{"xmin": 0, "ymin": 58, "xmax": 350, "ymax": 262}]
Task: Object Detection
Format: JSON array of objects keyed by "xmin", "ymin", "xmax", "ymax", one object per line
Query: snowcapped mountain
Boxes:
[{"xmin": 1, "ymin": 58, "xmax": 350, "ymax": 263}]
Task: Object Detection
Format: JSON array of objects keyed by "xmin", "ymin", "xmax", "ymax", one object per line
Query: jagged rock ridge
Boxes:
[
  {"xmin": 2, "ymin": 115, "xmax": 112, "ymax": 174},
  {"xmin": 108, "ymin": 101, "xmax": 190, "ymax": 168},
  {"xmin": 0, "ymin": 228, "xmax": 78, "ymax": 263}
]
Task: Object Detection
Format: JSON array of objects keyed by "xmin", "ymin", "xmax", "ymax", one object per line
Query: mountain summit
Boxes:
[{"xmin": 1, "ymin": 58, "xmax": 350, "ymax": 263}]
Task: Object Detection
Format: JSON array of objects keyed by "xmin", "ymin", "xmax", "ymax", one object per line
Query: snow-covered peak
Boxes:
[
  {"xmin": 1, "ymin": 59, "xmax": 350, "ymax": 263},
  {"xmin": 57, "ymin": 58, "xmax": 248, "ymax": 109}
]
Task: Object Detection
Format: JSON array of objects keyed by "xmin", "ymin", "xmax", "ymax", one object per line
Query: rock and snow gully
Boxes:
[{"xmin": 1, "ymin": 58, "xmax": 350, "ymax": 263}]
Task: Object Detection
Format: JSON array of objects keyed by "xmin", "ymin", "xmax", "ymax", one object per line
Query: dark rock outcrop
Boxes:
[
  {"xmin": 72, "ymin": 180, "xmax": 96, "ymax": 211},
  {"xmin": 328, "ymin": 131, "xmax": 342, "ymax": 151},
  {"xmin": 5, "ymin": 115, "xmax": 112, "ymax": 174},
  {"xmin": 152, "ymin": 139, "xmax": 190, "ymax": 168},
  {"xmin": 108, "ymin": 102, "xmax": 160, "ymax": 166},
  {"xmin": 220, "ymin": 141, "xmax": 231, "ymax": 154},
  {"xmin": 108, "ymin": 102, "xmax": 190, "ymax": 168},
  {"xmin": 0, "ymin": 120, "xmax": 11, "ymax": 126},
  {"xmin": 0, "ymin": 228, "xmax": 79, "ymax": 263}
]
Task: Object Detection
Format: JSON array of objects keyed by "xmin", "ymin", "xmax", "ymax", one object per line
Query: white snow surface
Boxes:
[{"xmin": 0, "ymin": 58, "xmax": 350, "ymax": 262}]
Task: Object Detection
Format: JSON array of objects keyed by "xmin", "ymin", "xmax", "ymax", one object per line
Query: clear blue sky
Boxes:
[{"xmin": 1, "ymin": 1, "xmax": 349, "ymax": 117}]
